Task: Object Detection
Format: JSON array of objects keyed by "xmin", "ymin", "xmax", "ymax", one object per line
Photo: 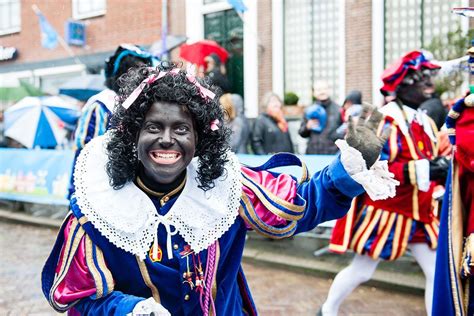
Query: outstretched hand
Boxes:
[{"xmin": 345, "ymin": 105, "xmax": 389, "ymax": 169}]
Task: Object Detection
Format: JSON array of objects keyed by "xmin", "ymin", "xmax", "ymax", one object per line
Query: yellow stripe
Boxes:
[
  {"xmin": 412, "ymin": 186, "xmax": 420, "ymax": 221},
  {"xmin": 405, "ymin": 133, "xmax": 419, "ymax": 160},
  {"xmin": 399, "ymin": 218, "xmax": 412, "ymax": 257},
  {"xmin": 428, "ymin": 117, "xmax": 439, "ymax": 156},
  {"xmin": 350, "ymin": 205, "xmax": 374, "ymax": 250},
  {"xmin": 424, "ymin": 222, "xmax": 438, "ymax": 249},
  {"xmin": 85, "ymin": 236, "xmax": 103, "ymax": 298},
  {"xmin": 389, "ymin": 215, "xmax": 403, "ymax": 260},
  {"xmin": 389, "ymin": 124, "xmax": 398, "ymax": 162},
  {"xmin": 241, "ymin": 177, "xmax": 305, "ymax": 221},
  {"xmin": 448, "ymin": 109, "xmax": 461, "ymax": 119},
  {"xmin": 243, "ymin": 178, "xmax": 306, "ymax": 220},
  {"xmin": 239, "ymin": 194, "xmax": 297, "ymax": 238},
  {"xmin": 377, "ymin": 211, "xmax": 389, "ymax": 235},
  {"xmin": 135, "ymin": 256, "xmax": 161, "ymax": 303},
  {"xmin": 328, "ymin": 199, "xmax": 357, "ymax": 252},
  {"xmin": 355, "ymin": 209, "xmax": 383, "ymax": 254},
  {"xmin": 408, "ymin": 160, "xmax": 417, "ymax": 186},
  {"xmin": 94, "ymin": 244, "xmax": 114, "ymax": 296},
  {"xmin": 50, "ymin": 220, "xmax": 86, "ymax": 307},
  {"xmin": 372, "ymin": 212, "xmax": 397, "ymax": 259}
]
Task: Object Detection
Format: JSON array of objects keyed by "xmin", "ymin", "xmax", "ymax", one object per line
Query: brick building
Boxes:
[{"xmin": 1, "ymin": 0, "xmax": 473, "ymax": 144}]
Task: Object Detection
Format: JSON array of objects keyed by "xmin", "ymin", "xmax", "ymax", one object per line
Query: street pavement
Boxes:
[{"xmin": 0, "ymin": 220, "xmax": 425, "ymax": 315}]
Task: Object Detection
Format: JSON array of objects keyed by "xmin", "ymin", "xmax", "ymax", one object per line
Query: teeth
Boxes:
[{"xmin": 152, "ymin": 152, "xmax": 179, "ymax": 159}]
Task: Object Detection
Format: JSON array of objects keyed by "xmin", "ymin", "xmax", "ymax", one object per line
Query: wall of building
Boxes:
[
  {"xmin": 345, "ymin": 0, "xmax": 373, "ymax": 105},
  {"xmin": 0, "ymin": 0, "xmax": 162, "ymax": 67}
]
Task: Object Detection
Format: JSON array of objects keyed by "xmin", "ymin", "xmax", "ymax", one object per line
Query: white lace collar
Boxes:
[
  {"xmin": 379, "ymin": 102, "xmax": 436, "ymax": 142},
  {"xmin": 73, "ymin": 134, "xmax": 242, "ymax": 260}
]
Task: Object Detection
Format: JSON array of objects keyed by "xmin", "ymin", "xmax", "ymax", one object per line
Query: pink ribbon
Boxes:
[
  {"xmin": 121, "ymin": 68, "xmax": 215, "ymax": 110},
  {"xmin": 210, "ymin": 119, "xmax": 220, "ymax": 131}
]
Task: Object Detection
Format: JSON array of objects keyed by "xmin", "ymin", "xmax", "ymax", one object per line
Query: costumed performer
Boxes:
[
  {"xmin": 323, "ymin": 51, "xmax": 450, "ymax": 316},
  {"xmin": 42, "ymin": 62, "xmax": 397, "ymax": 316}
]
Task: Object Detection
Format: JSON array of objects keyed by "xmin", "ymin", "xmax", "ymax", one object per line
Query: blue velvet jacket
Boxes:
[{"xmin": 42, "ymin": 154, "xmax": 364, "ymax": 315}]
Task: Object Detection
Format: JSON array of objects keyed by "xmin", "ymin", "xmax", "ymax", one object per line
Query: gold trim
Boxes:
[
  {"xmin": 350, "ymin": 205, "xmax": 374, "ymax": 250},
  {"xmin": 239, "ymin": 194, "xmax": 296, "ymax": 238},
  {"xmin": 85, "ymin": 236, "xmax": 103, "ymax": 298},
  {"xmin": 428, "ymin": 118, "xmax": 439, "ymax": 156},
  {"xmin": 94, "ymin": 243, "xmax": 114, "ymax": 295},
  {"xmin": 377, "ymin": 211, "xmax": 389, "ymax": 235},
  {"xmin": 136, "ymin": 175, "xmax": 187, "ymax": 202},
  {"xmin": 389, "ymin": 125, "xmax": 398, "ymax": 162},
  {"xmin": 135, "ymin": 256, "xmax": 161, "ymax": 303},
  {"xmin": 50, "ymin": 220, "xmax": 86, "ymax": 305},
  {"xmin": 373, "ymin": 212, "xmax": 397, "ymax": 259},
  {"xmin": 408, "ymin": 160, "xmax": 417, "ymax": 186},
  {"xmin": 241, "ymin": 176, "xmax": 304, "ymax": 221},
  {"xmin": 412, "ymin": 186, "xmax": 420, "ymax": 221},
  {"xmin": 355, "ymin": 209, "xmax": 382, "ymax": 254},
  {"xmin": 399, "ymin": 217, "xmax": 412, "ymax": 257},
  {"xmin": 328, "ymin": 199, "xmax": 358, "ymax": 252},
  {"xmin": 390, "ymin": 215, "xmax": 403, "ymax": 260},
  {"xmin": 78, "ymin": 216, "xmax": 88, "ymax": 225},
  {"xmin": 448, "ymin": 109, "xmax": 461, "ymax": 119},
  {"xmin": 424, "ymin": 222, "xmax": 438, "ymax": 250}
]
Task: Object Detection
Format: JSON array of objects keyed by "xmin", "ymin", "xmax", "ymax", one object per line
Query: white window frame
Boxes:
[
  {"xmin": 0, "ymin": 0, "xmax": 21, "ymax": 36},
  {"xmin": 72, "ymin": 0, "xmax": 106, "ymax": 20}
]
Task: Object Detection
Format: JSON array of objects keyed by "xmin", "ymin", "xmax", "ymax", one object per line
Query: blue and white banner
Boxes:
[
  {"xmin": 0, "ymin": 149, "xmax": 335, "ymax": 206},
  {"xmin": 0, "ymin": 148, "xmax": 74, "ymax": 205}
]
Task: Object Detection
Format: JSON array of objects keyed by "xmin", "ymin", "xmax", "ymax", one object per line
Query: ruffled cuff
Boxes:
[{"xmin": 335, "ymin": 139, "xmax": 399, "ymax": 201}]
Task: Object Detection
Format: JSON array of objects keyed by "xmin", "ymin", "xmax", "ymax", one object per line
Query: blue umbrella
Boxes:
[
  {"xmin": 4, "ymin": 96, "xmax": 80, "ymax": 148},
  {"xmin": 58, "ymin": 74, "xmax": 106, "ymax": 101}
]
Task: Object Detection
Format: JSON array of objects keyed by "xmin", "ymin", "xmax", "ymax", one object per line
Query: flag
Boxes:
[
  {"xmin": 36, "ymin": 12, "xmax": 58, "ymax": 49},
  {"xmin": 227, "ymin": 0, "xmax": 247, "ymax": 14}
]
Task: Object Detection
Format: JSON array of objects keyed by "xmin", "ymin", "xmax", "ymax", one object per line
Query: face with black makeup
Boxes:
[
  {"xmin": 397, "ymin": 68, "xmax": 436, "ymax": 108},
  {"xmin": 137, "ymin": 101, "xmax": 197, "ymax": 185}
]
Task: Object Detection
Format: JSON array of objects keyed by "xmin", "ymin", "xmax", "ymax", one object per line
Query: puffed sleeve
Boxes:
[
  {"xmin": 239, "ymin": 153, "xmax": 364, "ymax": 238},
  {"xmin": 42, "ymin": 215, "xmax": 143, "ymax": 315}
]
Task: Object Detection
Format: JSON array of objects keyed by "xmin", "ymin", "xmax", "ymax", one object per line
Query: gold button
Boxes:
[
  {"xmin": 173, "ymin": 244, "xmax": 179, "ymax": 250},
  {"xmin": 184, "ymin": 294, "xmax": 190, "ymax": 301}
]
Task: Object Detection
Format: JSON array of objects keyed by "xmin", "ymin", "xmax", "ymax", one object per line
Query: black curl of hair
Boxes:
[{"xmin": 106, "ymin": 62, "xmax": 231, "ymax": 191}]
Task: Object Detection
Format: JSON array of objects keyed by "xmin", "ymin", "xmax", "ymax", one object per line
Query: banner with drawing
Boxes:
[{"xmin": 0, "ymin": 148, "xmax": 74, "ymax": 205}]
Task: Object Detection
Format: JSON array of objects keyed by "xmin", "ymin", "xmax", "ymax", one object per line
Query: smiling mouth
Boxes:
[{"xmin": 149, "ymin": 150, "xmax": 182, "ymax": 165}]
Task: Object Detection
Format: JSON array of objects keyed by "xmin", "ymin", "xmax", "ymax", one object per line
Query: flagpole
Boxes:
[{"xmin": 31, "ymin": 4, "xmax": 83, "ymax": 65}]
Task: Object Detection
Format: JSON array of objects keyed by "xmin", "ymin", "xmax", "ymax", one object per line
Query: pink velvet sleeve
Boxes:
[
  {"xmin": 241, "ymin": 166, "xmax": 298, "ymax": 228},
  {"xmin": 53, "ymin": 217, "xmax": 97, "ymax": 305}
]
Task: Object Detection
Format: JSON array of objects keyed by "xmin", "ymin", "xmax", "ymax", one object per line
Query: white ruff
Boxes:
[{"xmin": 73, "ymin": 135, "xmax": 242, "ymax": 260}]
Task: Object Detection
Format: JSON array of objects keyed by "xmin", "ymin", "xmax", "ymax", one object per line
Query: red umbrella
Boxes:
[{"xmin": 179, "ymin": 40, "xmax": 229, "ymax": 67}]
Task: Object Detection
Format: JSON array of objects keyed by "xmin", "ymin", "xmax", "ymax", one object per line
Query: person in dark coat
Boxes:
[
  {"xmin": 219, "ymin": 93, "xmax": 250, "ymax": 153},
  {"xmin": 205, "ymin": 53, "xmax": 231, "ymax": 94},
  {"xmin": 251, "ymin": 92, "xmax": 294, "ymax": 154},
  {"xmin": 299, "ymin": 81, "xmax": 341, "ymax": 154}
]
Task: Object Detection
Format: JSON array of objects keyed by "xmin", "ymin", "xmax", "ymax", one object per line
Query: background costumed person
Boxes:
[
  {"xmin": 432, "ymin": 34, "xmax": 474, "ymax": 316},
  {"xmin": 323, "ymin": 51, "xmax": 449, "ymax": 316},
  {"xmin": 67, "ymin": 44, "xmax": 155, "ymax": 198},
  {"xmin": 41, "ymin": 62, "xmax": 397, "ymax": 315}
]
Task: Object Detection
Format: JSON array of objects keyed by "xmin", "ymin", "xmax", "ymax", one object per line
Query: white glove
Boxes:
[{"xmin": 129, "ymin": 297, "xmax": 171, "ymax": 316}]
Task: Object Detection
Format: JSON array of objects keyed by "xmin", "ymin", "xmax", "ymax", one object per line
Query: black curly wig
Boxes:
[{"xmin": 106, "ymin": 62, "xmax": 231, "ymax": 191}]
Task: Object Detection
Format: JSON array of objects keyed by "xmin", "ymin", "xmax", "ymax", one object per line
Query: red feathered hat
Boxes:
[{"xmin": 380, "ymin": 51, "xmax": 441, "ymax": 94}]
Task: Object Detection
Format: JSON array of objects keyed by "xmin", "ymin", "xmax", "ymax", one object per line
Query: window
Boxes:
[
  {"xmin": 384, "ymin": 0, "xmax": 465, "ymax": 66},
  {"xmin": 284, "ymin": 0, "xmax": 341, "ymax": 105},
  {"xmin": 0, "ymin": 0, "xmax": 21, "ymax": 36},
  {"xmin": 72, "ymin": 0, "xmax": 106, "ymax": 20}
]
